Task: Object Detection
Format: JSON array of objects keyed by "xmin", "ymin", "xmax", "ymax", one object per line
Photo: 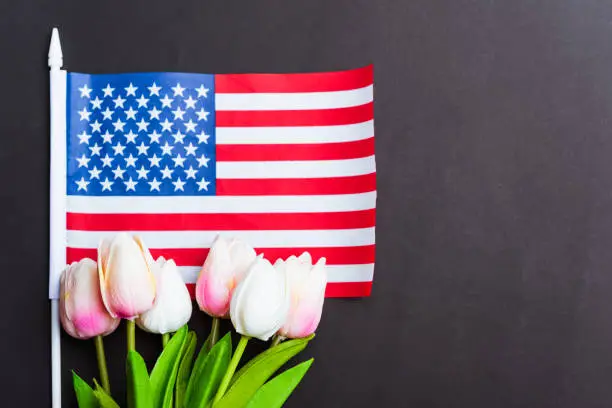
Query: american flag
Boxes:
[{"xmin": 54, "ymin": 66, "xmax": 375, "ymax": 298}]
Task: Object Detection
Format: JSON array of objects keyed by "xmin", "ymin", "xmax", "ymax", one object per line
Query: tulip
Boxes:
[
  {"xmin": 195, "ymin": 235, "xmax": 257, "ymax": 318},
  {"xmin": 60, "ymin": 258, "xmax": 120, "ymax": 340},
  {"xmin": 229, "ymin": 255, "xmax": 290, "ymax": 341},
  {"xmin": 97, "ymin": 232, "xmax": 156, "ymax": 320},
  {"xmin": 276, "ymin": 252, "xmax": 327, "ymax": 339},
  {"xmin": 136, "ymin": 257, "xmax": 192, "ymax": 336}
]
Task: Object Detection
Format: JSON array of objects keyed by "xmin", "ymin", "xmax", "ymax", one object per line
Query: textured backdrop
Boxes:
[{"xmin": 3, "ymin": 0, "xmax": 612, "ymax": 407}]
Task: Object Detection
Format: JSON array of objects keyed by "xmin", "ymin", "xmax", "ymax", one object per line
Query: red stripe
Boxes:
[
  {"xmin": 67, "ymin": 245, "xmax": 375, "ymax": 266},
  {"xmin": 66, "ymin": 209, "xmax": 375, "ymax": 231},
  {"xmin": 216, "ymin": 137, "xmax": 375, "ymax": 161},
  {"xmin": 215, "ymin": 66, "xmax": 373, "ymax": 93},
  {"xmin": 216, "ymin": 102, "xmax": 373, "ymax": 127},
  {"xmin": 186, "ymin": 281, "xmax": 372, "ymax": 298},
  {"xmin": 217, "ymin": 173, "xmax": 376, "ymax": 196}
]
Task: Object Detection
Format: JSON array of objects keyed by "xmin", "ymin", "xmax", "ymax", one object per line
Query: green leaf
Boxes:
[
  {"xmin": 184, "ymin": 332, "xmax": 232, "ymax": 408},
  {"xmin": 245, "ymin": 359, "xmax": 314, "ymax": 408},
  {"xmin": 183, "ymin": 333, "xmax": 210, "ymax": 404},
  {"xmin": 215, "ymin": 336, "xmax": 313, "ymax": 408},
  {"xmin": 150, "ymin": 325, "xmax": 188, "ymax": 408},
  {"xmin": 72, "ymin": 371, "xmax": 97, "ymax": 408},
  {"xmin": 127, "ymin": 350, "xmax": 153, "ymax": 408},
  {"xmin": 92, "ymin": 380, "xmax": 120, "ymax": 408},
  {"xmin": 175, "ymin": 331, "xmax": 197, "ymax": 408}
]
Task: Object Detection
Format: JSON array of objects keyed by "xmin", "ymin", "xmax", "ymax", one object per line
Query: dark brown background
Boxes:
[{"xmin": 3, "ymin": 0, "xmax": 612, "ymax": 406}]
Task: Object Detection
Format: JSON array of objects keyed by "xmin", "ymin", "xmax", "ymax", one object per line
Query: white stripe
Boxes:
[
  {"xmin": 217, "ymin": 156, "xmax": 375, "ymax": 179},
  {"xmin": 66, "ymin": 192, "xmax": 376, "ymax": 214},
  {"xmin": 178, "ymin": 264, "xmax": 374, "ymax": 284},
  {"xmin": 66, "ymin": 228, "xmax": 375, "ymax": 249},
  {"xmin": 216, "ymin": 85, "xmax": 373, "ymax": 111},
  {"xmin": 216, "ymin": 120, "xmax": 373, "ymax": 145}
]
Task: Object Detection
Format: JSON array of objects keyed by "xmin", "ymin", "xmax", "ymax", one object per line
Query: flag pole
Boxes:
[{"xmin": 48, "ymin": 27, "xmax": 66, "ymax": 408}]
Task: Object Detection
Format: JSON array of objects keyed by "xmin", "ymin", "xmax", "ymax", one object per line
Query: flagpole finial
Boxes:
[{"xmin": 48, "ymin": 28, "xmax": 63, "ymax": 70}]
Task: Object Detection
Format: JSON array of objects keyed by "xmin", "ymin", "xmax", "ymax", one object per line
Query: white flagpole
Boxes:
[{"xmin": 48, "ymin": 27, "xmax": 66, "ymax": 408}]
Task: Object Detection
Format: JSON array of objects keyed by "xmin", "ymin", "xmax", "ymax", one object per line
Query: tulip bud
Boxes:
[
  {"xmin": 98, "ymin": 233, "xmax": 156, "ymax": 319},
  {"xmin": 196, "ymin": 236, "xmax": 257, "ymax": 318},
  {"xmin": 60, "ymin": 258, "xmax": 120, "ymax": 339},
  {"xmin": 136, "ymin": 257, "xmax": 193, "ymax": 334},
  {"xmin": 276, "ymin": 252, "xmax": 327, "ymax": 339},
  {"xmin": 230, "ymin": 255, "xmax": 290, "ymax": 341}
]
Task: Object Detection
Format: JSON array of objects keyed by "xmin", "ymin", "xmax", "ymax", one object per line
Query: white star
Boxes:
[
  {"xmin": 148, "ymin": 177, "xmax": 161, "ymax": 192},
  {"xmin": 124, "ymin": 177, "xmax": 138, "ymax": 192},
  {"xmin": 112, "ymin": 166, "xmax": 126, "ymax": 179},
  {"xmin": 196, "ymin": 154, "xmax": 210, "ymax": 168},
  {"xmin": 148, "ymin": 154, "xmax": 162, "ymax": 167},
  {"xmin": 125, "ymin": 154, "xmax": 138, "ymax": 168},
  {"xmin": 172, "ymin": 83, "xmax": 185, "ymax": 97},
  {"xmin": 196, "ymin": 177, "xmax": 210, "ymax": 191},
  {"xmin": 101, "ymin": 154, "xmax": 114, "ymax": 167},
  {"xmin": 112, "ymin": 119, "xmax": 126, "ymax": 132},
  {"xmin": 160, "ymin": 166, "xmax": 174, "ymax": 179},
  {"xmin": 148, "ymin": 82, "xmax": 162, "ymax": 96},
  {"xmin": 172, "ymin": 130, "xmax": 186, "ymax": 144},
  {"xmin": 112, "ymin": 142, "xmax": 125, "ymax": 156},
  {"xmin": 136, "ymin": 94, "xmax": 149, "ymax": 108},
  {"xmin": 172, "ymin": 107, "xmax": 186, "ymax": 120},
  {"xmin": 124, "ymin": 130, "xmax": 138, "ymax": 144},
  {"xmin": 148, "ymin": 106, "xmax": 162, "ymax": 120},
  {"xmin": 196, "ymin": 131, "xmax": 210, "ymax": 144},
  {"xmin": 124, "ymin": 106, "xmax": 138, "ymax": 120},
  {"xmin": 102, "ymin": 84, "xmax": 115, "ymax": 98},
  {"xmin": 79, "ymin": 85, "xmax": 92, "ymax": 98},
  {"xmin": 90, "ymin": 96, "xmax": 103, "ymax": 110},
  {"xmin": 89, "ymin": 143, "xmax": 102, "ymax": 156},
  {"xmin": 125, "ymin": 83, "xmax": 138, "ymax": 97},
  {"xmin": 75, "ymin": 177, "xmax": 89, "ymax": 191},
  {"xmin": 88, "ymin": 166, "xmax": 102, "ymax": 179},
  {"xmin": 78, "ymin": 107, "xmax": 91, "ymax": 121},
  {"xmin": 101, "ymin": 107, "xmax": 114, "ymax": 121},
  {"xmin": 185, "ymin": 166, "xmax": 198, "ymax": 179},
  {"xmin": 172, "ymin": 177, "xmax": 186, "ymax": 191},
  {"xmin": 136, "ymin": 166, "xmax": 149, "ymax": 179},
  {"xmin": 172, "ymin": 154, "xmax": 186, "ymax": 167},
  {"xmin": 196, "ymin": 84, "xmax": 210, "ymax": 98},
  {"xmin": 113, "ymin": 95, "xmax": 126, "ymax": 108},
  {"xmin": 184, "ymin": 142, "xmax": 198, "ymax": 156},
  {"xmin": 160, "ymin": 94, "xmax": 174, "ymax": 108},
  {"xmin": 196, "ymin": 108, "xmax": 209, "ymax": 121},
  {"xmin": 90, "ymin": 120, "xmax": 102, "ymax": 133},
  {"xmin": 184, "ymin": 96, "xmax": 197, "ymax": 109},
  {"xmin": 136, "ymin": 118, "xmax": 150, "ymax": 132},
  {"xmin": 160, "ymin": 142, "xmax": 174, "ymax": 156},
  {"xmin": 101, "ymin": 131, "xmax": 114, "ymax": 144},
  {"xmin": 184, "ymin": 119, "xmax": 197, "ymax": 133},
  {"xmin": 136, "ymin": 142, "xmax": 149, "ymax": 156},
  {"xmin": 160, "ymin": 118, "xmax": 173, "ymax": 132},
  {"xmin": 76, "ymin": 154, "xmax": 90, "ymax": 168},
  {"xmin": 100, "ymin": 177, "xmax": 113, "ymax": 191},
  {"xmin": 77, "ymin": 131, "xmax": 91, "ymax": 144},
  {"xmin": 148, "ymin": 130, "xmax": 162, "ymax": 144}
]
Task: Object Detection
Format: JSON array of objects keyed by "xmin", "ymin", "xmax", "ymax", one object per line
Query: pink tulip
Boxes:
[
  {"xmin": 196, "ymin": 236, "xmax": 257, "ymax": 318},
  {"xmin": 98, "ymin": 233, "xmax": 156, "ymax": 319},
  {"xmin": 60, "ymin": 258, "xmax": 120, "ymax": 339},
  {"xmin": 276, "ymin": 252, "xmax": 327, "ymax": 339}
]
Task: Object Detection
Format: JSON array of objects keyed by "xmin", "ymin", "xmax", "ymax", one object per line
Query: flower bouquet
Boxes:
[{"xmin": 61, "ymin": 233, "xmax": 326, "ymax": 408}]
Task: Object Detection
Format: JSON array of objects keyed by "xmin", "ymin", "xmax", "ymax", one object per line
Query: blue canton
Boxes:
[{"xmin": 67, "ymin": 72, "xmax": 216, "ymax": 196}]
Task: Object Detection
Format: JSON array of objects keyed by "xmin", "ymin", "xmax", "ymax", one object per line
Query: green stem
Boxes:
[
  {"xmin": 94, "ymin": 336, "xmax": 111, "ymax": 395},
  {"xmin": 162, "ymin": 333, "xmax": 170, "ymax": 348},
  {"xmin": 126, "ymin": 319, "xmax": 136, "ymax": 352},
  {"xmin": 270, "ymin": 335, "xmax": 284, "ymax": 348},
  {"xmin": 210, "ymin": 317, "xmax": 220, "ymax": 347},
  {"xmin": 213, "ymin": 335, "xmax": 249, "ymax": 404}
]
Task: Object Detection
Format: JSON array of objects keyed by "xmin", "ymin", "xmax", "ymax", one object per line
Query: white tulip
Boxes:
[
  {"xmin": 230, "ymin": 255, "xmax": 290, "ymax": 341},
  {"xmin": 136, "ymin": 257, "xmax": 193, "ymax": 334}
]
